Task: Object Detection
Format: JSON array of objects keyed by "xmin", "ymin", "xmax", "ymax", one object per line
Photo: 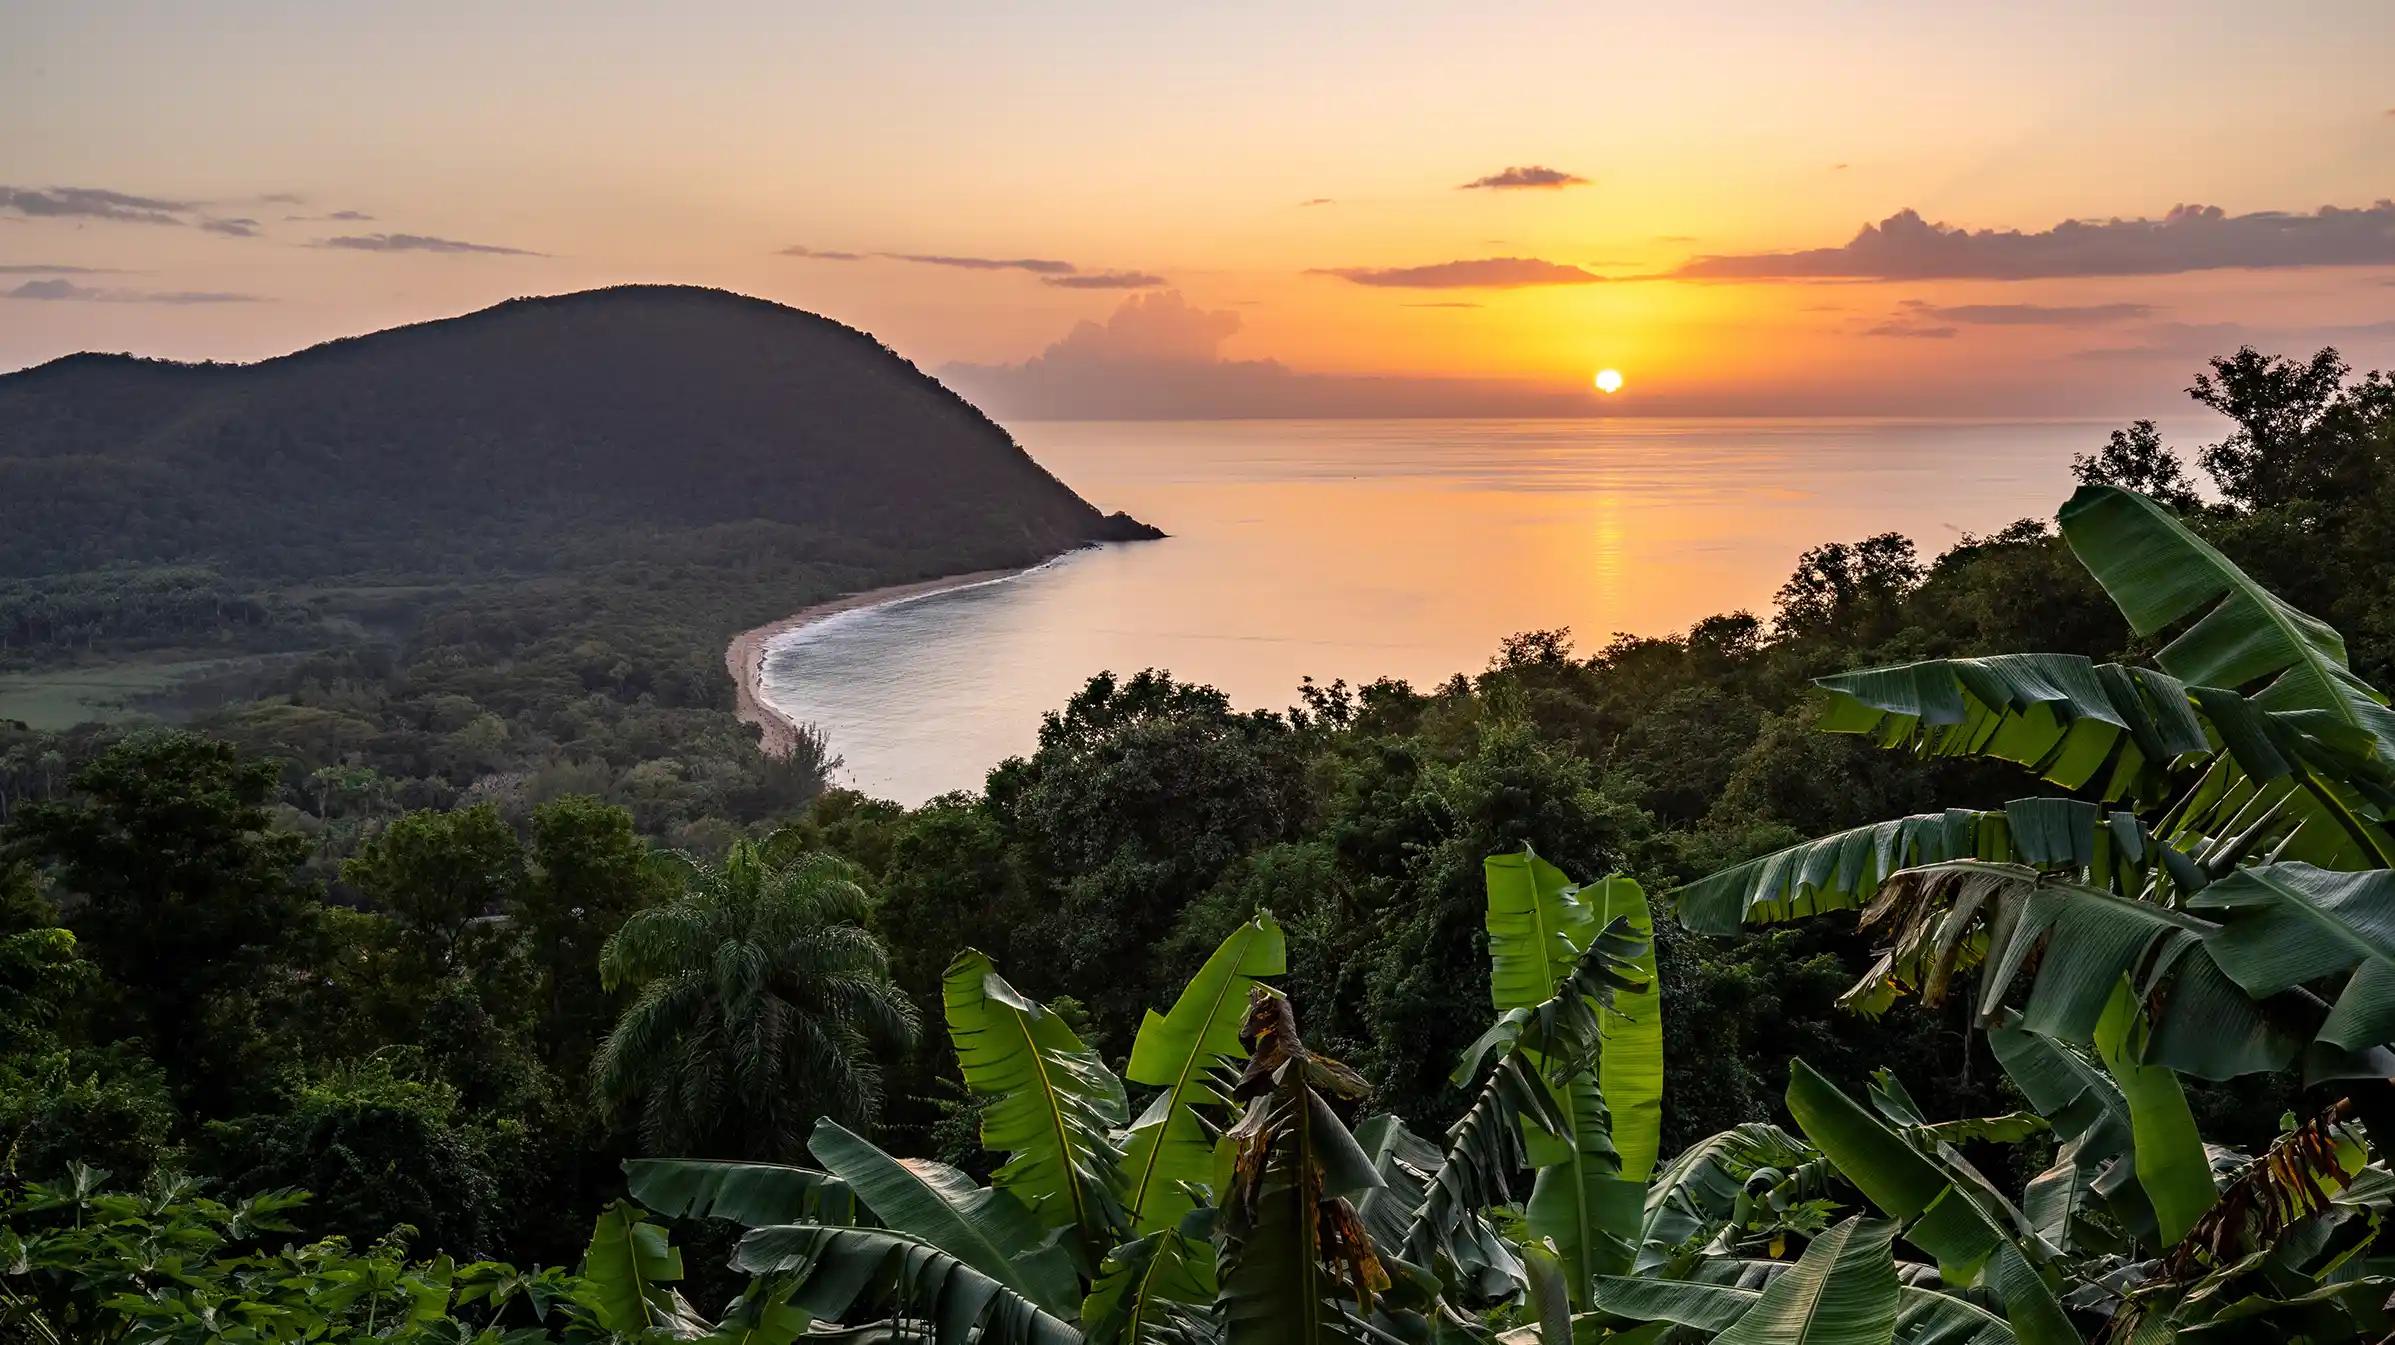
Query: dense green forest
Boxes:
[{"xmin": 5, "ymin": 343, "xmax": 2395, "ymax": 1342}]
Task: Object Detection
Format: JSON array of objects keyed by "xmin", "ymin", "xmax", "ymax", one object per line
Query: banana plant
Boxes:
[
  {"xmin": 614, "ymin": 859, "xmax": 1666, "ymax": 1345},
  {"xmin": 1678, "ymin": 487, "xmax": 2395, "ymax": 1077},
  {"xmin": 1653, "ymin": 484, "xmax": 2395, "ymax": 1340}
]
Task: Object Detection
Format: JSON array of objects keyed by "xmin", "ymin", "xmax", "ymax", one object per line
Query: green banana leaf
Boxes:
[
  {"xmin": 2189, "ymin": 862, "xmax": 2395, "ymax": 1057},
  {"xmin": 2058, "ymin": 484, "xmax": 2395, "ymax": 765},
  {"xmin": 1817, "ymin": 652, "xmax": 2207, "ymax": 804},
  {"xmin": 1636, "ymin": 1122, "xmax": 1825, "ymax": 1271},
  {"xmin": 733, "ymin": 1223, "xmax": 1081, "ymax": 1345},
  {"xmin": 1120, "ymin": 914, "xmax": 1286, "ymax": 1233},
  {"xmin": 623, "ymin": 1158, "xmax": 860, "ymax": 1228},
  {"xmin": 1486, "ymin": 846, "xmax": 1599, "ymax": 1012},
  {"xmin": 1785, "ymin": 1063, "xmax": 2076, "ymax": 1345},
  {"xmin": 807, "ymin": 1119, "xmax": 1079, "ymax": 1316},
  {"xmin": 1594, "ymin": 1215, "xmax": 1904, "ymax": 1344},
  {"xmin": 1586, "ymin": 876, "xmax": 1663, "ymax": 1182},
  {"xmin": 2090, "ymin": 979, "xmax": 2216, "ymax": 1245},
  {"xmin": 1820, "ymin": 650, "xmax": 2395, "ymax": 876},
  {"xmin": 1081, "ymin": 1218, "xmax": 1219, "ymax": 1345},
  {"xmin": 579, "ymin": 1200, "xmax": 706, "ymax": 1338},
  {"xmin": 945, "ymin": 949, "xmax": 1129, "ymax": 1248},
  {"xmin": 1592, "ymin": 1269, "xmax": 2017, "ymax": 1345}
]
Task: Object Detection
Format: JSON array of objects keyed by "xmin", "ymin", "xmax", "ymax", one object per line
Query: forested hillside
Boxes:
[
  {"xmin": 0, "ymin": 287, "xmax": 1157, "ymax": 846},
  {"xmin": 0, "ymin": 284, "xmax": 1155, "ymax": 578}
]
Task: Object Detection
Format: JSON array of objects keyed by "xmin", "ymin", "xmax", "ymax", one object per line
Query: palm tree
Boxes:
[{"xmin": 591, "ymin": 840, "xmax": 918, "ymax": 1160}]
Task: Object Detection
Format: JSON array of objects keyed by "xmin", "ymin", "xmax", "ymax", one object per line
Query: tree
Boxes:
[
  {"xmin": 2190, "ymin": 345, "xmax": 2389, "ymax": 511},
  {"xmin": 988, "ymin": 669, "xmax": 1309, "ymax": 1040},
  {"xmin": 1770, "ymin": 532, "xmax": 1922, "ymax": 645},
  {"xmin": 342, "ymin": 804, "xmax": 526, "ymax": 975},
  {"xmin": 516, "ymin": 796, "xmax": 665, "ymax": 1074},
  {"xmin": 592, "ymin": 841, "xmax": 918, "ymax": 1160},
  {"xmin": 1, "ymin": 732, "xmax": 309, "ymax": 1111},
  {"xmin": 2071, "ymin": 417, "xmax": 2201, "ymax": 512}
]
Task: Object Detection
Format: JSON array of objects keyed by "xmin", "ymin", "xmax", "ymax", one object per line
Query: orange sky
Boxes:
[{"xmin": 5, "ymin": 1, "xmax": 2393, "ymax": 416}]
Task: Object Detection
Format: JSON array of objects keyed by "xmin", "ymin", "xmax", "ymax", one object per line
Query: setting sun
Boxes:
[{"xmin": 1594, "ymin": 369, "xmax": 1625, "ymax": 394}]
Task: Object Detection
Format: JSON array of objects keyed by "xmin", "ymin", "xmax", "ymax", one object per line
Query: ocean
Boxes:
[{"xmin": 758, "ymin": 416, "xmax": 2155, "ymax": 804}]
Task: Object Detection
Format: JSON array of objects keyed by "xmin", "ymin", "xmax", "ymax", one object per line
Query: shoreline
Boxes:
[{"xmin": 726, "ymin": 566, "xmax": 1033, "ymax": 758}]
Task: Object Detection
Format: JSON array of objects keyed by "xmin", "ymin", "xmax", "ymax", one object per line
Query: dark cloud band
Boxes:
[
  {"xmin": 1310, "ymin": 257, "xmax": 1601, "ymax": 288},
  {"xmin": 1676, "ymin": 202, "xmax": 2395, "ymax": 280}
]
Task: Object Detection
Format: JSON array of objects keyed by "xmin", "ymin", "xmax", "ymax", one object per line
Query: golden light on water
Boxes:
[{"xmin": 1593, "ymin": 368, "xmax": 1625, "ymax": 394}]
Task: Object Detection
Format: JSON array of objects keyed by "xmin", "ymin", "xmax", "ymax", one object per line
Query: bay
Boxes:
[{"xmin": 760, "ymin": 416, "xmax": 2156, "ymax": 804}]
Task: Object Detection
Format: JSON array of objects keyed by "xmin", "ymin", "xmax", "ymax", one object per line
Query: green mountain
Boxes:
[{"xmin": 0, "ymin": 284, "xmax": 1157, "ymax": 580}]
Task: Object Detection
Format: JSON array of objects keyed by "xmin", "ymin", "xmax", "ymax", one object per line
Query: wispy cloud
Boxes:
[
  {"xmin": 1311, "ymin": 256, "xmax": 1602, "ymax": 288},
  {"xmin": 285, "ymin": 209, "xmax": 373, "ymax": 222},
  {"xmin": 0, "ymin": 263, "xmax": 125, "ymax": 274},
  {"xmin": 0, "ymin": 185, "xmax": 265, "ymax": 238},
  {"xmin": 1299, "ymin": 197, "xmax": 1335, "ymax": 207},
  {"xmin": 1404, "ymin": 301, "xmax": 1483, "ymax": 309},
  {"xmin": 1900, "ymin": 299, "xmax": 2155, "ymax": 326},
  {"xmin": 1674, "ymin": 201, "xmax": 2395, "ymax": 280},
  {"xmin": 886, "ymin": 252, "xmax": 1076, "ymax": 274},
  {"xmin": 779, "ymin": 245, "xmax": 1164, "ymax": 286},
  {"xmin": 1043, "ymin": 270, "xmax": 1165, "ymax": 289},
  {"xmin": 1863, "ymin": 320, "xmax": 1957, "ymax": 338},
  {"xmin": 318, "ymin": 232, "xmax": 543, "ymax": 256},
  {"xmin": 5, "ymin": 278, "xmax": 263, "ymax": 304},
  {"xmin": 1, "ymin": 185, "xmax": 191, "ymax": 225},
  {"xmin": 1459, "ymin": 165, "xmax": 1588, "ymax": 190}
]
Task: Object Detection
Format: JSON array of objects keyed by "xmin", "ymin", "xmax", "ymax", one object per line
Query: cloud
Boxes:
[
  {"xmin": 1459, "ymin": 165, "xmax": 1588, "ymax": 190},
  {"xmin": 887, "ymin": 252, "xmax": 1076, "ymax": 274},
  {"xmin": 318, "ymin": 232, "xmax": 543, "ymax": 256},
  {"xmin": 1310, "ymin": 256, "xmax": 1602, "ymax": 288},
  {"xmin": 1042, "ymin": 270, "xmax": 1166, "ymax": 289},
  {"xmin": 285, "ymin": 209, "xmax": 374, "ymax": 222},
  {"xmin": 940, "ymin": 290, "xmax": 1602, "ymax": 419},
  {"xmin": 1673, "ymin": 201, "xmax": 2395, "ymax": 280},
  {"xmin": 2074, "ymin": 317, "xmax": 2395, "ymax": 362},
  {"xmin": 0, "ymin": 185, "xmax": 192, "ymax": 225},
  {"xmin": 780, "ymin": 246, "xmax": 1164, "ymax": 284},
  {"xmin": 1300, "ymin": 197, "xmax": 1335, "ymax": 207},
  {"xmin": 1901, "ymin": 299, "xmax": 2154, "ymax": 326},
  {"xmin": 1863, "ymin": 319, "xmax": 1957, "ymax": 338},
  {"xmin": 4, "ymin": 278, "xmax": 261, "ymax": 303},
  {"xmin": 0, "ymin": 263, "xmax": 124, "ymax": 274},
  {"xmin": 1404, "ymin": 301, "xmax": 1483, "ymax": 309},
  {"xmin": 0, "ymin": 186, "xmax": 265, "ymax": 239}
]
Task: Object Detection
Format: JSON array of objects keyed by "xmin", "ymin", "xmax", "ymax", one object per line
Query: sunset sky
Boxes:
[{"xmin": 6, "ymin": 0, "xmax": 2393, "ymax": 417}]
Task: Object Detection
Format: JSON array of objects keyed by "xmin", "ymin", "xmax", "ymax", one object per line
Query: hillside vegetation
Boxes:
[
  {"xmin": 3, "ymin": 343, "xmax": 2393, "ymax": 1342},
  {"xmin": 0, "ymin": 287, "xmax": 1156, "ymax": 844}
]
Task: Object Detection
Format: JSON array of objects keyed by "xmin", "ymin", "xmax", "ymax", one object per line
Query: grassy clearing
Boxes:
[{"xmin": 0, "ymin": 659, "xmax": 243, "ymax": 731}]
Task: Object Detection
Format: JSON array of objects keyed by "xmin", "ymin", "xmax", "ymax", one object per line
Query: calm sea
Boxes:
[{"xmin": 759, "ymin": 416, "xmax": 2152, "ymax": 804}]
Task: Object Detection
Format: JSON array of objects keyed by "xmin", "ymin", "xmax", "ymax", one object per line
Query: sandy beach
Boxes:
[{"xmin": 726, "ymin": 567, "xmax": 1029, "ymax": 758}]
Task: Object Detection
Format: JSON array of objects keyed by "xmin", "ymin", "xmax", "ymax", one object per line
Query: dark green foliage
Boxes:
[
  {"xmin": 342, "ymin": 803, "xmax": 526, "ymax": 974},
  {"xmin": 0, "ymin": 286, "xmax": 1153, "ymax": 580},
  {"xmin": 990, "ymin": 670, "xmax": 1311, "ymax": 1040},
  {"xmin": 205, "ymin": 1054, "xmax": 507, "ymax": 1255},
  {"xmin": 0, "ymin": 1045, "xmax": 177, "ymax": 1181},
  {"xmin": 592, "ymin": 843, "xmax": 920, "ymax": 1160},
  {"xmin": 2, "ymin": 731, "xmax": 308, "ymax": 1109}
]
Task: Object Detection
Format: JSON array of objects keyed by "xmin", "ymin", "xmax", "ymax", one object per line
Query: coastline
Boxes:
[{"xmin": 727, "ymin": 566, "xmax": 1032, "ymax": 758}]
